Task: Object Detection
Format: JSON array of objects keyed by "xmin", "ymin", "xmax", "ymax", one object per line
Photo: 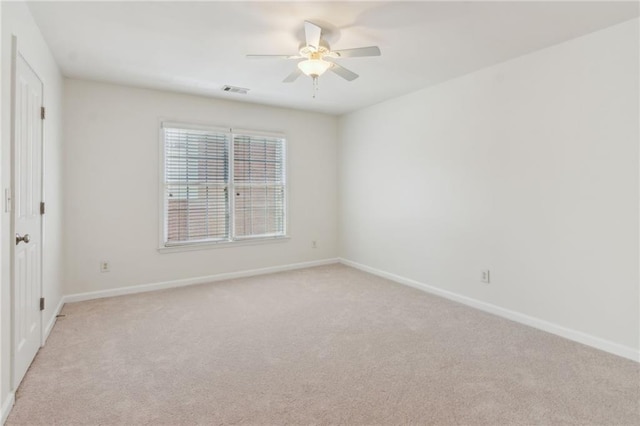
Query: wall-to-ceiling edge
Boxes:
[
  {"xmin": 1, "ymin": 8, "xmax": 639, "ymax": 426},
  {"xmin": 338, "ymin": 18, "xmax": 640, "ymax": 362}
]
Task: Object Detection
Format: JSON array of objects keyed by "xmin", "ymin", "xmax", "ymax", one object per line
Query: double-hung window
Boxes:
[{"xmin": 161, "ymin": 123, "xmax": 286, "ymax": 248}]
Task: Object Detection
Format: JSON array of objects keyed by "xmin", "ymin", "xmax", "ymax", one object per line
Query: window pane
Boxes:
[
  {"xmin": 166, "ymin": 184, "xmax": 229, "ymax": 243},
  {"xmin": 165, "ymin": 129, "xmax": 228, "ymax": 184},
  {"xmin": 233, "ymin": 135, "xmax": 285, "ymax": 184},
  {"xmin": 164, "ymin": 127, "xmax": 230, "ymax": 244},
  {"xmin": 233, "ymin": 134, "xmax": 286, "ymax": 239},
  {"xmin": 234, "ymin": 185, "xmax": 285, "ymax": 238}
]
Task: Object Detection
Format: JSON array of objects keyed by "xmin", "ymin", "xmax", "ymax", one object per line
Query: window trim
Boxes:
[{"xmin": 158, "ymin": 121, "xmax": 289, "ymax": 252}]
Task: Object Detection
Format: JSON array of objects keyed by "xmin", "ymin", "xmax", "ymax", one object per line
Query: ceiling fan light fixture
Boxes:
[
  {"xmin": 297, "ymin": 58, "xmax": 331, "ymax": 78},
  {"xmin": 247, "ymin": 20, "xmax": 380, "ymax": 87}
]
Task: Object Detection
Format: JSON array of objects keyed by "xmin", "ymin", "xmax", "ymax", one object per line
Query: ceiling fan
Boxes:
[{"xmin": 247, "ymin": 21, "xmax": 381, "ymax": 93}]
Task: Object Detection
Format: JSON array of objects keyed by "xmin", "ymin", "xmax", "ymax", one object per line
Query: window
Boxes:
[{"xmin": 161, "ymin": 123, "xmax": 286, "ymax": 248}]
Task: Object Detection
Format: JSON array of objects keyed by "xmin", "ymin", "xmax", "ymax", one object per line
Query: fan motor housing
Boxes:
[{"xmin": 298, "ymin": 40, "xmax": 331, "ymax": 58}]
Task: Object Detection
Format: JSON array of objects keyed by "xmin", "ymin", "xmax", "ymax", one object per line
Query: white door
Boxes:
[{"xmin": 13, "ymin": 53, "xmax": 43, "ymax": 389}]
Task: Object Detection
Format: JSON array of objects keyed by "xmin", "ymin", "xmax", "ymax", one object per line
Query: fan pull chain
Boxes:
[{"xmin": 312, "ymin": 76, "xmax": 318, "ymax": 99}]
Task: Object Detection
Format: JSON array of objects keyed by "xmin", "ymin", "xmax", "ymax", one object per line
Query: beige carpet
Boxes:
[{"xmin": 7, "ymin": 264, "xmax": 640, "ymax": 425}]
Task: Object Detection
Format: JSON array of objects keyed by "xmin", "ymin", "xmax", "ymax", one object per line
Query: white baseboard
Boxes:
[
  {"xmin": 340, "ymin": 258, "xmax": 640, "ymax": 363},
  {"xmin": 64, "ymin": 258, "xmax": 340, "ymax": 304},
  {"xmin": 1, "ymin": 392, "xmax": 15, "ymax": 425},
  {"xmin": 42, "ymin": 297, "xmax": 65, "ymax": 346}
]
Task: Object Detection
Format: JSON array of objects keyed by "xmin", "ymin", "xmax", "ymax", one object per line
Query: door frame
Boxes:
[{"xmin": 9, "ymin": 36, "xmax": 45, "ymax": 390}]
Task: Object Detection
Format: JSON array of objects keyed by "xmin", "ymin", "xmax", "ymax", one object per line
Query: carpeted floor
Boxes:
[{"xmin": 7, "ymin": 264, "xmax": 640, "ymax": 425}]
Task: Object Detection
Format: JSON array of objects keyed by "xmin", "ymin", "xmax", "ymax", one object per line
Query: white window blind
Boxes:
[
  {"xmin": 162, "ymin": 124, "xmax": 286, "ymax": 247},
  {"xmin": 164, "ymin": 127, "xmax": 230, "ymax": 244},
  {"xmin": 233, "ymin": 134, "xmax": 286, "ymax": 238}
]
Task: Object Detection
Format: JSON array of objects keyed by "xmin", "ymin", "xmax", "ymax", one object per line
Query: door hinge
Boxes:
[
  {"xmin": 41, "ymin": 106, "xmax": 45, "ymax": 120},
  {"xmin": 40, "ymin": 297, "xmax": 45, "ymax": 311},
  {"xmin": 40, "ymin": 201, "xmax": 45, "ymax": 215}
]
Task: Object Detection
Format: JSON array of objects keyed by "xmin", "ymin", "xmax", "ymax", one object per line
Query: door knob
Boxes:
[{"xmin": 15, "ymin": 233, "xmax": 30, "ymax": 245}]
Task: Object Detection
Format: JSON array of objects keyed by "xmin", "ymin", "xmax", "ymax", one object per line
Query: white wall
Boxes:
[
  {"xmin": 339, "ymin": 19, "xmax": 639, "ymax": 356},
  {"xmin": 1, "ymin": 0, "xmax": 65, "ymax": 418},
  {"xmin": 63, "ymin": 79, "xmax": 338, "ymax": 295}
]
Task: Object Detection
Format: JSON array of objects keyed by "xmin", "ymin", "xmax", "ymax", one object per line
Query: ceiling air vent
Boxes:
[{"xmin": 222, "ymin": 85, "xmax": 249, "ymax": 95}]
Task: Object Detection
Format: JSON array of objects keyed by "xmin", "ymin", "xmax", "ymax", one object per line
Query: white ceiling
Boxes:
[{"xmin": 27, "ymin": 1, "xmax": 639, "ymax": 115}]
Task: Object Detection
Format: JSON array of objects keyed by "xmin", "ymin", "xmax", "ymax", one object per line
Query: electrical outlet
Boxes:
[
  {"xmin": 481, "ymin": 269, "xmax": 490, "ymax": 284},
  {"xmin": 312, "ymin": 240, "xmax": 318, "ymax": 249},
  {"xmin": 100, "ymin": 261, "xmax": 110, "ymax": 273}
]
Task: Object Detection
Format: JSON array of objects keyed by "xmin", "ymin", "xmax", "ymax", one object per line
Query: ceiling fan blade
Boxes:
[
  {"xmin": 283, "ymin": 68, "xmax": 303, "ymax": 83},
  {"xmin": 332, "ymin": 46, "xmax": 381, "ymax": 58},
  {"xmin": 329, "ymin": 62, "xmax": 359, "ymax": 81},
  {"xmin": 246, "ymin": 54, "xmax": 300, "ymax": 59},
  {"xmin": 304, "ymin": 21, "xmax": 322, "ymax": 52}
]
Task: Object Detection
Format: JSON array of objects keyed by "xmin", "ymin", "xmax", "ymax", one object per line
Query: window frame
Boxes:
[{"xmin": 158, "ymin": 121, "xmax": 289, "ymax": 252}]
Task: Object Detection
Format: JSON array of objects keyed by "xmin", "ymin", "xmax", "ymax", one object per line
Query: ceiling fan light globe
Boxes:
[{"xmin": 298, "ymin": 59, "xmax": 331, "ymax": 78}]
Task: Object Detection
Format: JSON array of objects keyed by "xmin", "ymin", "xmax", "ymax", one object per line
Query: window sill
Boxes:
[{"xmin": 158, "ymin": 235, "xmax": 290, "ymax": 253}]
